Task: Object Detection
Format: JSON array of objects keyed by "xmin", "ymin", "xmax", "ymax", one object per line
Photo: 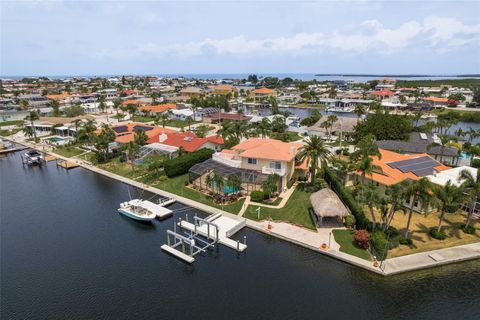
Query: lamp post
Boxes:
[{"xmin": 256, "ymin": 207, "xmax": 261, "ymax": 220}]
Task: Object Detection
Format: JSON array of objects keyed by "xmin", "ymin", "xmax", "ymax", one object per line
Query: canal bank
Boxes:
[
  {"xmin": 3, "ymin": 149, "xmax": 480, "ymax": 320},
  {"xmin": 12, "ymin": 139, "xmax": 480, "ymax": 276}
]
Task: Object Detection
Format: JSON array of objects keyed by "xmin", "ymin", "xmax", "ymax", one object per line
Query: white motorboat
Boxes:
[
  {"xmin": 23, "ymin": 150, "xmax": 44, "ymax": 165},
  {"xmin": 118, "ymin": 198, "xmax": 175, "ymax": 221},
  {"xmin": 325, "ymin": 106, "xmax": 354, "ymax": 113}
]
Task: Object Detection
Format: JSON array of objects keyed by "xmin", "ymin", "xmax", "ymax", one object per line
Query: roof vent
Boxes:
[{"xmin": 184, "ymin": 136, "xmax": 193, "ymax": 142}]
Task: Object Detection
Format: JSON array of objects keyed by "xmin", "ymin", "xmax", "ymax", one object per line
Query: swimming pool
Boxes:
[
  {"xmin": 212, "ymin": 181, "xmax": 237, "ymax": 194},
  {"xmin": 461, "ymin": 152, "xmax": 472, "ymax": 159}
]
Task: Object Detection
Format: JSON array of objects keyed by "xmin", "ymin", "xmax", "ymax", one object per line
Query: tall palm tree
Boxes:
[
  {"xmin": 226, "ymin": 174, "xmax": 242, "ymax": 194},
  {"xmin": 113, "ymin": 98, "xmax": 122, "ymax": 117},
  {"xmin": 383, "ymin": 182, "xmax": 406, "ymax": 231},
  {"xmin": 362, "ymin": 184, "xmax": 380, "ymax": 230},
  {"xmin": 354, "ymin": 104, "xmax": 366, "ymax": 122},
  {"xmin": 206, "ymin": 172, "xmax": 214, "ymax": 192},
  {"xmin": 269, "ymin": 96, "xmax": 279, "ymax": 115},
  {"xmin": 326, "ymin": 115, "xmax": 338, "ymax": 141},
  {"xmin": 25, "ymin": 110, "xmax": 39, "ymax": 142},
  {"xmin": 297, "ymin": 136, "xmax": 331, "ymax": 185},
  {"xmin": 126, "ymin": 141, "xmax": 140, "ymax": 172},
  {"xmin": 403, "ymin": 178, "xmax": 435, "ymax": 237},
  {"xmin": 355, "ymin": 156, "xmax": 381, "ymax": 185},
  {"xmin": 427, "ymin": 134, "xmax": 452, "ymax": 163},
  {"xmin": 71, "ymin": 119, "xmax": 83, "ymax": 141},
  {"xmin": 185, "ymin": 116, "xmax": 193, "ymax": 131},
  {"xmin": 433, "ymin": 182, "xmax": 465, "ymax": 232},
  {"xmin": 459, "ymin": 169, "xmax": 480, "ymax": 229},
  {"xmin": 22, "ymin": 126, "xmax": 35, "ymax": 139},
  {"xmin": 213, "ymin": 171, "xmax": 224, "ymax": 195}
]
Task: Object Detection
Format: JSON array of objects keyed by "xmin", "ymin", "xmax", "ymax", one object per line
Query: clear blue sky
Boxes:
[{"xmin": 1, "ymin": 0, "xmax": 479, "ymax": 76}]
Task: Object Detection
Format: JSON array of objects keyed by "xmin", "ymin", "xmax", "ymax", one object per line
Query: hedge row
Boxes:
[
  {"xmin": 164, "ymin": 148, "xmax": 214, "ymax": 177},
  {"xmin": 322, "ymin": 166, "xmax": 371, "ymax": 230}
]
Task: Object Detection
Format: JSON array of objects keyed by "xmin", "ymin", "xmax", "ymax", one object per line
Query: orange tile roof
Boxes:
[
  {"xmin": 359, "ymin": 149, "xmax": 450, "ymax": 186},
  {"xmin": 46, "ymin": 93, "xmax": 70, "ymax": 100},
  {"xmin": 424, "ymin": 97, "xmax": 449, "ymax": 103},
  {"xmin": 371, "ymin": 89, "xmax": 395, "ymax": 96},
  {"xmin": 211, "ymin": 84, "xmax": 236, "ymax": 91},
  {"xmin": 111, "ymin": 123, "xmax": 174, "ymax": 144},
  {"xmin": 122, "ymin": 100, "xmax": 142, "ymax": 106},
  {"xmin": 155, "ymin": 132, "xmax": 223, "ymax": 152},
  {"xmin": 139, "ymin": 104, "xmax": 177, "ymax": 113},
  {"xmin": 232, "ymin": 138, "xmax": 301, "ymax": 161},
  {"xmin": 253, "ymin": 87, "xmax": 275, "ymax": 94}
]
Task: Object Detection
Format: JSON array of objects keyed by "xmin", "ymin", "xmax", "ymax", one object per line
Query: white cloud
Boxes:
[{"xmin": 132, "ymin": 16, "xmax": 480, "ymax": 58}]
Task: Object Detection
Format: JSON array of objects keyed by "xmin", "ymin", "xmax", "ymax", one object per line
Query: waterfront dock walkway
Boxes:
[{"xmin": 12, "ymin": 139, "xmax": 480, "ymax": 276}]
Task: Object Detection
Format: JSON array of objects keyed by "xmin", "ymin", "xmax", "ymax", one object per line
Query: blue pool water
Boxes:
[
  {"xmin": 212, "ymin": 181, "xmax": 236, "ymax": 194},
  {"xmin": 461, "ymin": 152, "xmax": 472, "ymax": 159}
]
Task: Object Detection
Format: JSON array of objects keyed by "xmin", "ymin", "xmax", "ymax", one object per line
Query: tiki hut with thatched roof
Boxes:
[{"xmin": 310, "ymin": 188, "xmax": 350, "ymax": 227}]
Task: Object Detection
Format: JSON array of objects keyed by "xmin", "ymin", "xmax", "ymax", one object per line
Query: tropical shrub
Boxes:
[
  {"xmin": 164, "ymin": 148, "xmax": 214, "ymax": 177},
  {"xmin": 344, "ymin": 215, "xmax": 356, "ymax": 228},
  {"xmin": 371, "ymin": 231, "xmax": 388, "ymax": 260},
  {"xmin": 398, "ymin": 237, "xmax": 413, "ymax": 246},
  {"xmin": 250, "ymin": 190, "xmax": 265, "ymax": 202},
  {"xmin": 354, "ymin": 230, "xmax": 370, "ymax": 249},
  {"xmin": 462, "ymin": 224, "xmax": 476, "ymax": 234},
  {"xmin": 429, "ymin": 227, "xmax": 447, "ymax": 240},
  {"xmin": 323, "ymin": 166, "xmax": 370, "ymax": 229}
]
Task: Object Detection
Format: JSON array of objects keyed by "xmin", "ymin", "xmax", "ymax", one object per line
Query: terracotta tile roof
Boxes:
[
  {"xmin": 139, "ymin": 104, "xmax": 177, "ymax": 113},
  {"xmin": 424, "ymin": 97, "xmax": 449, "ymax": 103},
  {"xmin": 359, "ymin": 149, "xmax": 450, "ymax": 186},
  {"xmin": 122, "ymin": 100, "xmax": 142, "ymax": 106},
  {"xmin": 232, "ymin": 138, "xmax": 301, "ymax": 162},
  {"xmin": 155, "ymin": 131, "xmax": 223, "ymax": 152},
  {"xmin": 46, "ymin": 93, "xmax": 70, "ymax": 100},
  {"xmin": 111, "ymin": 123, "xmax": 174, "ymax": 144},
  {"xmin": 371, "ymin": 89, "xmax": 395, "ymax": 96},
  {"xmin": 253, "ymin": 87, "xmax": 275, "ymax": 94},
  {"xmin": 211, "ymin": 84, "xmax": 236, "ymax": 91}
]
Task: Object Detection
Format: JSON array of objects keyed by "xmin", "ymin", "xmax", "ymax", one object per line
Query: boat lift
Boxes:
[
  {"xmin": 161, "ymin": 215, "xmax": 220, "ymax": 264},
  {"xmin": 161, "ymin": 213, "xmax": 247, "ymax": 264}
]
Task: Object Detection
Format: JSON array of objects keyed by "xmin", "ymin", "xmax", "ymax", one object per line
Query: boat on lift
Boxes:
[
  {"xmin": 23, "ymin": 150, "xmax": 44, "ymax": 165},
  {"xmin": 118, "ymin": 198, "xmax": 175, "ymax": 221}
]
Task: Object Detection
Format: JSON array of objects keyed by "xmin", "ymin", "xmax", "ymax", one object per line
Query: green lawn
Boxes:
[
  {"xmin": 332, "ymin": 229, "xmax": 371, "ymax": 261},
  {"xmin": 165, "ymin": 119, "xmax": 200, "ymax": 128},
  {"xmin": 54, "ymin": 145, "xmax": 86, "ymax": 158},
  {"xmin": 244, "ymin": 188, "xmax": 316, "ymax": 230},
  {"xmin": 153, "ymin": 174, "xmax": 245, "ymax": 214},
  {"xmin": 133, "ymin": 115, "xmax": 155, "ymax": 123},
  {"xmin": 251, "ymin": 197, "xmax": 283, "ymax": 206},
  {"xmin": 0, "ymin": 120, "xmax": 24, "ymax": 127}
]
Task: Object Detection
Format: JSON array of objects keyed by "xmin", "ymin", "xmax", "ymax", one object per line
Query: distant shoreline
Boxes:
[{"xmin": 315, "ymin": 74, "xmax": 480, "ymax": 78}]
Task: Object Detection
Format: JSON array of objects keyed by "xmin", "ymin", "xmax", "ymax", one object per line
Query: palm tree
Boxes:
[
  {"xmin": 354, "ymin": 104, "xmax": 366, "ymax": 122},
  {"xmin": 213, "ymin": 171, "xmax": 224, "ymax": 195},
  {"xmin": 403, "ymin": 178, "xmax": 435, "ymax": 237},
  {"xmin": 113, "ymin": 98, "xmax": 122, "ymax": 117},
  {"xmin": 433, "ymin": 182, "xmax": 465, "ymax": 232},
  {"xmin": 126, "ymin": 141, "xmax": 140, "ymax": 172},
  {"xmin": 25, "ymin": 110, "xmax": 39, "ymax": 142},
  {"xmin": 355, "ymin": 156, "xmax": 381, "ymax": 185},
  {"xmin": 362, "ymin": 184, "xmax": 380, "ymax": 230},
  {"xmin": 427, "ymin": 134, "xmax": 451, "ymax": 163},
  {"xmin": 383, "ymin": 182, "xmax": 406, "ymax": 231},
  {"xmin": 226, "ymin": 174, "xmax": 242, "ymax": 194},
  {"xmin": 206, "ymin": 172, "xmax": 215, "ymax": 192},
  {"xmin": 71, "ymin": 119, "xmax": 83, "ymax": 141},
  {"xmin": 151, "ymin": 92, "xmax": 158, "ymax": 104},
  {"xmin": 459, "ymin": 169, "xmax": 480, "ymax": 229},
  {"xmin": 22, "ymin": 126, "xmax": 35, "ymax": 139},
  {"xmin": 297, "ymin": 136, "xmax": 331, "ymax": 185},
  {"xmin": 326, "ymin": 115, "xmax": 338, "ymax": 141},
  {"xmin": 185, "ymin": 116, "xmax": 193, "ymax": 131},
  {"xmin": 269, "ymin": 96, "xmax": 279, "ymax": 115},
  {"xmin": 126, "ymin": 103, "xmax": 138, "ymax": 120}
]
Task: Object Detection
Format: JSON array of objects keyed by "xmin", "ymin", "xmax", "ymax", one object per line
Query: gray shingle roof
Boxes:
[{"xmin": 376, "ymin": 132, "xmax": 459, "ymax": 157}]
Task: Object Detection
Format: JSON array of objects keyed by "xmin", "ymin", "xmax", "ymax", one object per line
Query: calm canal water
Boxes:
[{"xmin": 1, "ymin": 151, "xmax": 480, "ymax": 320}]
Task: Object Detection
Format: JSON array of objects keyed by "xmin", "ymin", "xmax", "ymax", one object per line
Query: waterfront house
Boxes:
[
  {"xmin": 180, "ymin": 87, "xmax": 204, "ymax": 98},
  {"xmin": 209, "ymin": 84, "xmax": 237, "ymax": 96},
  {"xmin": 376, "ymin": 132, "xmax": 461, "ymax": 166},
  {"xmin": 203, "ymin": 112, "xmax": 251, "ymax": 124},
  {"xmin": 111, "ymin": 123, "xmax": 174, "ymax": 145},
  {"xmin": 353, "ymin": 149, "xmax": 450, "ymax": 212},
  {"xmin": 251, "ymin": 87, "xmax": 276, "ymax": 101},
  {"xmin": 307, "ymin": 116, "xmax": 357, "ymax": 139},
  {"xmin": 139, "ymin": 104, "xmax": 177, "ymax": 116},
  {"xmin": 203, "ymin": 138, "xmax": 304, "ymax": 191}
]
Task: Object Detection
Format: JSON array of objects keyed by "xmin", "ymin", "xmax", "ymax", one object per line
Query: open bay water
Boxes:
[{"xmin": 1, "ymin": 151, "xmax": 480, "ymax": 320}]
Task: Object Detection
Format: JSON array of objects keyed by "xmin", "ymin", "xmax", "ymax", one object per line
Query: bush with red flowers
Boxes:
[{"xmin": 354, "ymin": 229, "xmax": 370, "ymax": 249}]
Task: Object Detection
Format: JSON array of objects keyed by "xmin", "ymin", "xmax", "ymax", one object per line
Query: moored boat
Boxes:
[{"xmin": 118, "ymin": 198, "xmax": 174, "ymax": 221}]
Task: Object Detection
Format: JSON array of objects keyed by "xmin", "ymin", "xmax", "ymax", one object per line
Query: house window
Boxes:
[
  {"xmin": 270, "ymin": 161, "xmax": 282, "ymax": 169},
  {"xmin": 247, "ymin": 158, "xmax": 257, "ymax": 165}
]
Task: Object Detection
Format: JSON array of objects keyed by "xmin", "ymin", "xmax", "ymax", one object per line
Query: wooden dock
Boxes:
[
  {"xmin": 44, "ymin": 155, "xmax": 57, "ymax": 162},
  {"xmin": 57, "ymin": 160, "xmax": 80, "ymax": 169}
]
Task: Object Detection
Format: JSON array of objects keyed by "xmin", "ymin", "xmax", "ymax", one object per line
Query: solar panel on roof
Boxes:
[
  {"xmin": 113, "ymin": 125, "xmax": 128, "ymax": 133},
  {"xmin": 133, "ymin": 125, "xmax": 153, "ymax": 132},
  {"xmin": 388, "ymin": 156, "xmax": 432, "ymax": 169},
  {"xmin": 412, "ymin": 167, "xmax": 435, "ymax": 177},
  {"xmin": 396, "ymin": 159, "xmax": 439, "ymax": 173}
]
